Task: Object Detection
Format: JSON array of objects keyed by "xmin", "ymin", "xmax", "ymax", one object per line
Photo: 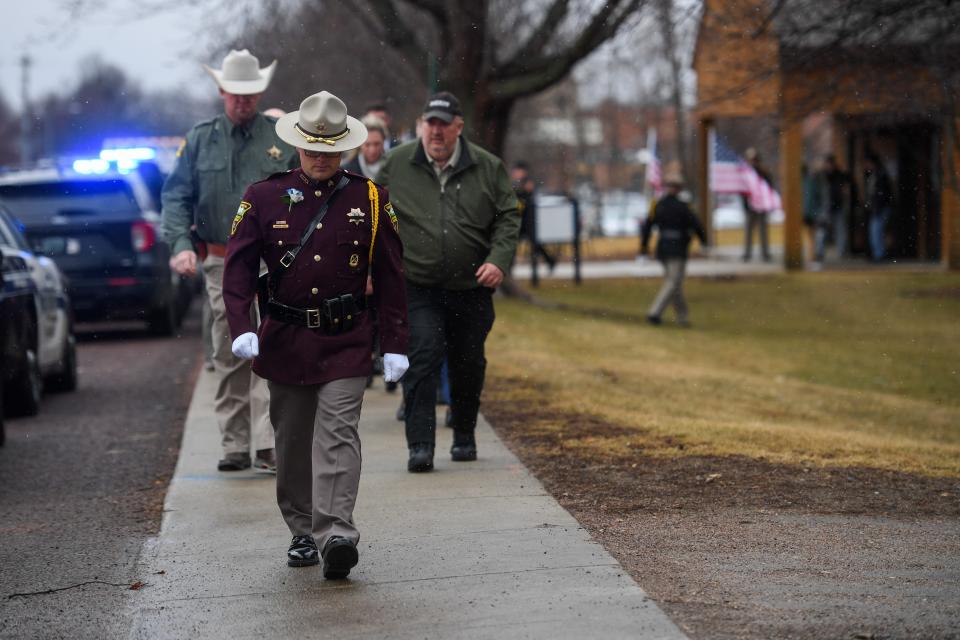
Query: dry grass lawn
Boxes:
[{"xmin": 485, "ymin": 271, "xmax": 960, "ymax": 476}]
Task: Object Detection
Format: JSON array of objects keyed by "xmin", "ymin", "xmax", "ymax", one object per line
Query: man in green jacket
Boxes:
[
  {"xmin": 377, "ymin": 92, "xmax": 519, "ymax": 472},
  {"xmin": 161, "ymin": 49, "xmax": 297, "ymax": 473}
]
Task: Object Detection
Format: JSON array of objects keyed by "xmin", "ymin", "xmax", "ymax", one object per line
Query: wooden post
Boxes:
[
  {"xmin": 942, "ymin": 119, "xmax": 960, "ymax": 270},
  {"xmin": 780, "ymin": 118, "xmax": 804, "ymax": 269},
  {"xmin": 698, "ymin": 117, "xmax": 712, "ymax": 245}
]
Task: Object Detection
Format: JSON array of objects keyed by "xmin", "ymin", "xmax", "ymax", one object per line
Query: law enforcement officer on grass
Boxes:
[
  {"xmin": 223, "ymin": 91, "xmax": 409, "ymax": 579},
  {"xmin": 641, "ymin": 166, "xmax": 707, "ymax": 327},
  {"xmin": 377, "ymin": 91, "xmax": 519, "ymax": 473},
  {"xmin": 162, "ymin": 49, "xmax": 298, "ymax": 473}
]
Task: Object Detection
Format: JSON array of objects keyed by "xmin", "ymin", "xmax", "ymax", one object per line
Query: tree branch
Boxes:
[
  {"xmin": 501, "ymin": 0, "xmax": 570, "ymax": 71},
  {"xmin": 351, "ymin": 0, "xmax": 429, "ymax": 68},
  {"xmin": 491, "ymin": 0, "xmax": 645, "ymax": 100},
  {"xmin": 403, "ymin": 0, "xmax": 447, "ymax": 26}
]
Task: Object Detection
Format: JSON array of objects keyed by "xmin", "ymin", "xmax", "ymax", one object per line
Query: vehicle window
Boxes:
[
  {"xmin": 0, "ymin": 180, "xmax": 141, "ymax": 225},
  {"xmin": 0, "ymin": 206, "xmax": 30, "ymax": 251}
]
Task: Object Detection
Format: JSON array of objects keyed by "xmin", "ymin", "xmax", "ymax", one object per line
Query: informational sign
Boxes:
[{"xmin": 535, "ymin": 194, "xmax": 577, "ymax": 243}]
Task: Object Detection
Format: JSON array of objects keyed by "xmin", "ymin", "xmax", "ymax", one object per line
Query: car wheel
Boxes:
[
  {"xmin": 5, "ymin": 349, "xmax": 42, "ymax": 417},
  {"xmin": 46, "ymin": 334, "xmax": 78, "ymax": 393},
  {"xmin": 147, "ymin": 298, "xmax": 177, "ymax": 336}
]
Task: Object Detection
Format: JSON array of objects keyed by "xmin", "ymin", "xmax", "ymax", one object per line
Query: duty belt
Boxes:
[{"xmin": 266, "ymin": 294, "xmax": 365, "ymax": 334}]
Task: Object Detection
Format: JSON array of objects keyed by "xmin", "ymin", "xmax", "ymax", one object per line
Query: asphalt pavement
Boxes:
[
  {"xmin": 0, "ymin": 312, "xmax": 202, "ymax": 640},
  {"xmin": 126, "ymin": 371, "xmax": 687, "ymax": 639}
]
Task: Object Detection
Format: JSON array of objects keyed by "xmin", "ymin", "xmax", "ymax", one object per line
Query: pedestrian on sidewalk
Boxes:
[
  {"xmin": 641, "ymin": 167, "xmax": 707, "ymax": 327},
  {"xmin": 224, "ymin": 90, "xmax": 408, "ymax": 579},
  {"xmin": 162, "ymin": 49, "xmax": 298, "ymax": 473},
  {"xmin": 377, "ymin": 91, "xmax": 519, "ymax": 472}
]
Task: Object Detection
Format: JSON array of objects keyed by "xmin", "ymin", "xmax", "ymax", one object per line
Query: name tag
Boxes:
[{"xmin": 272, "ymin": 221, "xmax": 289, "ymax": 229}]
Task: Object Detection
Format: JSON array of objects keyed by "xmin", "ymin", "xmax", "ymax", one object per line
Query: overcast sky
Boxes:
[{"xmin": 1, "ymin": 2, "xmax": 229, "ymax": 111}]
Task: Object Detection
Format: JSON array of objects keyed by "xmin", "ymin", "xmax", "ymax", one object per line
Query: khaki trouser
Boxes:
[
  {"xmin": 268, "ymin": 377, "xmax": 367, "ymax": 550},
  {"xmin": 202, "ymin": 255, "xmax": 274, "ymax": 455},
  {"xmin": 648, "ymin": 258, "xmax": 689, "ymax": 322}
]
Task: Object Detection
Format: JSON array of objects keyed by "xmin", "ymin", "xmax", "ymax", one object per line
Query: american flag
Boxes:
[
  {"xmin": 709, "ymin": 131, "xmax": 782, "ymax": 213},
  {"xmin": 645, "ymin": 129, "xmax": 662, "ymax": 196}
]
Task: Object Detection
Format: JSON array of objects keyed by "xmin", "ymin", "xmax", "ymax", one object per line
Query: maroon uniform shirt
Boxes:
[{"xmin": 223, "ymin": 168, "xmax": 408, "ymax": 386}]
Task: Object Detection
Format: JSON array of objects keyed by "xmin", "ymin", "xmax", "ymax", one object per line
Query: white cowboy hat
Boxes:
[
  {"xmin": 275, "ymin": 91, "xmax": 368, "ymax": 153},
  {"xmin": 203, "ymin": 49, "xmax": 276, "ymax": 95}
]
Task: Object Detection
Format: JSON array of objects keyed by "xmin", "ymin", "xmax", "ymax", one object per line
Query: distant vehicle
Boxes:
[
  {"xmin": 0, "ymin": 205, "xmax": 77, "ymax": 425},
  {"xmin": 0, "ymin": 167, "xmax": 191, "ymax": 335}
]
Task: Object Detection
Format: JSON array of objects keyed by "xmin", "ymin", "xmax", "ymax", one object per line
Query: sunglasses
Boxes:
[{"xmin": 302, "ymin": 149, "xmax": 342, "ymax": 159}]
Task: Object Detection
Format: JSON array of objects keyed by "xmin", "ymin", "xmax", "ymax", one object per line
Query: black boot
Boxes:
[
  {"xmin": 407, "ymin": 442, "xmax": 434, "ymax": 472},
  {"xmin": 321, "ymin": 536, "xmax": 358, "ymax": 579},
  {"xmin": 450, "ymin": 431, "xmax": 477, "ymax": 462}
]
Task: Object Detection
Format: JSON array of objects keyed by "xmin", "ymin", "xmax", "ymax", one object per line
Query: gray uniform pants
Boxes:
[
  {"xmin": 268, "ymin": 377, "xmax": 366, "ymax": 549},
  {"xmin": 202, "ymin": 255, "xmax": 274, "ymax": 455},
  {"xmin": 648, "ymin": 258, "xmax": 689, "ymax": 322}
]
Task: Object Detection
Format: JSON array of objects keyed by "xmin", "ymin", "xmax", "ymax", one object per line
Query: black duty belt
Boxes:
[{"xmin": 266, "ymin": 294, "xmax": 365, "ymax": 334}]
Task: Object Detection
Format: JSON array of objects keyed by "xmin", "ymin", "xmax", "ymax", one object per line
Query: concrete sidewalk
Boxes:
[
  {"xmin": 127, "ymin": 371, "xmax": 686, "ymax": 639},
  {"xmin": 513, "ymin": 246, "xmax": 783, "ymax": 281}
]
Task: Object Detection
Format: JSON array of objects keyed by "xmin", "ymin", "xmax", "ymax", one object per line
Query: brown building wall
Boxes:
[{"xmin": 693, "ymin": 0, "xmax": 780, "ymax": 118}]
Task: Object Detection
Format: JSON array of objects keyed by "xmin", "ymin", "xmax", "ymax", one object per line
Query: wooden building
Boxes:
[{"xmin": 693, "ymin": 0, "xmax": 960, "ymax": 269}]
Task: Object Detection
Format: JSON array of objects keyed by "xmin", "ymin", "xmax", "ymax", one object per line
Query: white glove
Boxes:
[
  {"xmin": 382, "ymin": 353, "xmax": 409, "ymax": 383},
  {"xmin": 232, "ymin": 332, "xmax": 259, "ymax": 360}
]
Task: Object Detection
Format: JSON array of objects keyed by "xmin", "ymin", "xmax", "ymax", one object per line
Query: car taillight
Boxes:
[{"xmin": 131, "ymin": 221, "xmax": 157, "ymax": 252}]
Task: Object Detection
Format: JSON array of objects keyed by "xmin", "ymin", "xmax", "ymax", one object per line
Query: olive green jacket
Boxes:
[
  {"xmin": 161, "ymin": 112, "xmax": 297, "ymax": 255},
  {"xmin": 377, "ymin": 138, "xmax": 519, "ymax": 290}
]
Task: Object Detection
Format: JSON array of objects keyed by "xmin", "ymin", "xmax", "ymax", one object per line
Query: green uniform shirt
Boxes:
[{"xmin": 161, "ymin": 112, "xmax": 298, "ymax": 255}]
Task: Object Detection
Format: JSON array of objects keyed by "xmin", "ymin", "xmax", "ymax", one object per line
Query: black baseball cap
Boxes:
[{"xmin": 422, "ymin": 91, "xmax": 462, "ymax": 123}]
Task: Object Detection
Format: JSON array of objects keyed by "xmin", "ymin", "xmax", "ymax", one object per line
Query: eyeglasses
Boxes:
[{"xmin": 302, "ymin": 149, "xmax": 342, "ymax": 159}]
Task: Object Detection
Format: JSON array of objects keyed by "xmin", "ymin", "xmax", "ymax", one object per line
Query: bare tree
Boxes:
[{"xmin": 345, "ymin": 0, "xmax": 649, "ymax": 155}]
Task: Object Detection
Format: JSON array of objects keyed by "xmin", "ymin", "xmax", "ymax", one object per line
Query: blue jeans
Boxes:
[{"xmin": 869, "ymin": 207, "xmax": 891, "ymax": 260}]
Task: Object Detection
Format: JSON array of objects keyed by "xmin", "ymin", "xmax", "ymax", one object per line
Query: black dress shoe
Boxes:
[
  {"xmin": 450, "ymin": 432, "xmax": 477, "ymax": 462},
  {"xmin": 287, "ymin": 535, "xmax": 319, "ymax": 567},
  {"xmin": 322, "ymin": 536, "xmax": 358, "ymax": 579},
  {"xmin": 217, "ymin": 452, "xmax": 251, "ymax": 471},
  {"xmin": 407, "ymin": 443, "xmax": 434, "ymax": 472}
]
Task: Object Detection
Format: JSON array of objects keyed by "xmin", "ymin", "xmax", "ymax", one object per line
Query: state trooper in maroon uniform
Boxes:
[{"xmin": 223, "ymin": 91, "xmax": 408, "ymax": 579}]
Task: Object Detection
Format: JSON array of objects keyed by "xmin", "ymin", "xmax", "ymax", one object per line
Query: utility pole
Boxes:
[{"xmin": 20, "ymin": 54, "xmax": 32, "ymax": 165}]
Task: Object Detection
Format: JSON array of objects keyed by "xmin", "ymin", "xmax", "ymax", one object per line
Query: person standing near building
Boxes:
[
  {"xmin": 863, "ymin": 153, "xmax": 894, "ymax": 262},
  {"xmin": 641, "ymin": 169, "xmax": 707, "ymax": 327},
  {"xmin": 224, "ymin": 90, "xmax": 408, "ymax": 578},
  {"xmin": 741, "ymin": 147, "xmax": 773, "ymax": 262},
  {"xmin": 162, "ymin": 49, "xmax": 297, "ymax": 472},
  {"xmin": 813, "ymin": 154, "xmax": 854, "ymax": 264},
  {"xmin": 377, "ymin": 91, "xmax": 520, "ymax": 472}
]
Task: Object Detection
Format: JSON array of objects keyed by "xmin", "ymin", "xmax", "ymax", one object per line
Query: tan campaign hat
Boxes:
[
  {"xmin": 203, "ymin": 49, "xmax": 276, "ymax": 95},
  {"xmin": 275, "ymin": 91, "xmax": 368, "ymax": 153}
]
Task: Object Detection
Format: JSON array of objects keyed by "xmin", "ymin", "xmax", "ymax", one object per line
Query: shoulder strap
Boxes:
[
  {"xmin": 367, "ymin": 180, "xmax": 380, "ymax": 264},
  {"xmin": 267, "ymin": 175, "xmax": 350, "ymax": 298}
]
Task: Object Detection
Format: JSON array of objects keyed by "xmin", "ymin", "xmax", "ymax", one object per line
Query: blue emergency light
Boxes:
[{"xmin": 71, "ymin": 147, "xmax": 157, "ymax": 175}]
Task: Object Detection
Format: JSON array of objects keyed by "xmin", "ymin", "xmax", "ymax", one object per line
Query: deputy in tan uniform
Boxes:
[
  {"xmin": 223, "ymin": 91, "xmax": 409, "ymax": 579},
  {"xmin": 161, "ymin": 50, "xmax": 297, "ymax": 473}
]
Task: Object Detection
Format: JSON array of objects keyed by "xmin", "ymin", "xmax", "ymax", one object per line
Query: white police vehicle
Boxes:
[{"xmin": 0, "ymin": 204, "xmax": 77, "ymax": 429}]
